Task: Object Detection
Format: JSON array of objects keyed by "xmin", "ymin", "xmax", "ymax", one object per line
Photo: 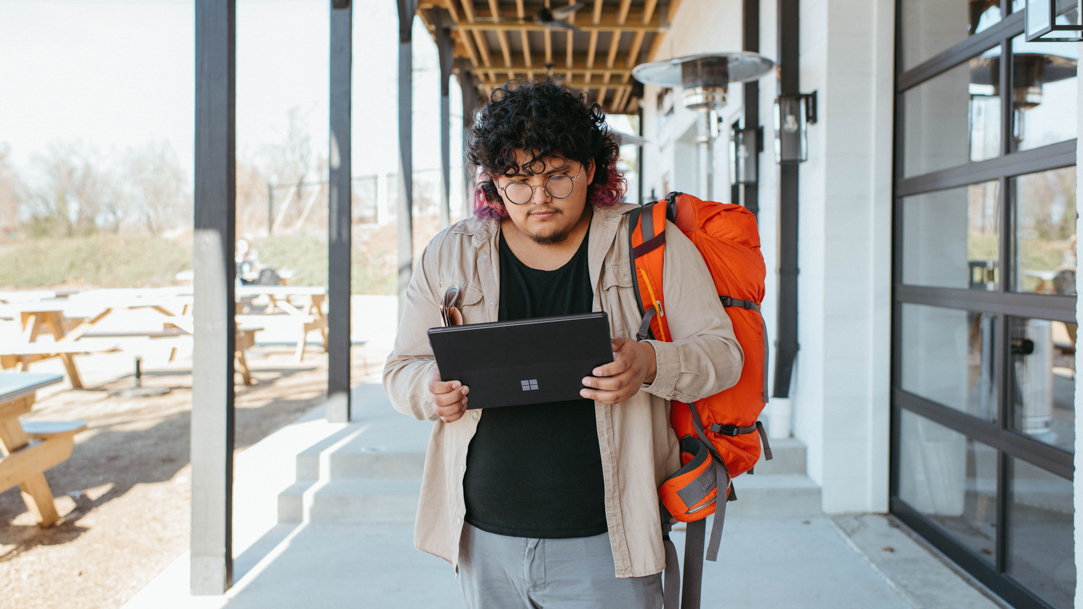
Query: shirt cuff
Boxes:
[{"xmin": 640, "ymin": 339, "xmax": 678, "ymax": 397}]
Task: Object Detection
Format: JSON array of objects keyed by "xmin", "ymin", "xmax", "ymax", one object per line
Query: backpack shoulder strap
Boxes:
[{"xmin": 629, "ymin": 201, "xmax": 671, "ymax": 343}]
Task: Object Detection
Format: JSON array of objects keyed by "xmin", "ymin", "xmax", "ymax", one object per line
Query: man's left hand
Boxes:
[{"xmin": 580, "ymin": 338, "xmax": 657, "ymax": 404}]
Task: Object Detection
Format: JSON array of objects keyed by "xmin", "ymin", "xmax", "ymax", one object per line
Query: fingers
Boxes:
[
  {"xmin": 428, "ymin": 372, "xmax": 470, "ymax": 423},
  {"xmin": 592, "ymin": 339, "xmax": 635, "ymax": 377}
]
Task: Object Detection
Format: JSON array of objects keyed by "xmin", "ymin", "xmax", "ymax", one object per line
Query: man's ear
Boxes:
[{"xmin": 586, "ymin": 159, "xmax": 597, "ymax": 185}]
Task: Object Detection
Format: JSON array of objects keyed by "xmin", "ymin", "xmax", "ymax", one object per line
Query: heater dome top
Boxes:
[{"xmin": 632, "ymin": 52, "xmax": 775, "ymax": 88}]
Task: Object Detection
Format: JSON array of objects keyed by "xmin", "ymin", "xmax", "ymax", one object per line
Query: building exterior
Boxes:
[{"xmin": 633, "ymin": 1, "xmax": 1078, "ymax": 608}]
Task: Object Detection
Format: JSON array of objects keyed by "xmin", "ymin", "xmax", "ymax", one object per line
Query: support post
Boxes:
[
  {"xmin": 773, "ymin": 0, "xmax": 800, "ymax": 398},
  {"xmin": 327, "ymin": 0, "xmax": 352, "ymax": 423},
  {"xmin": 396, "ymin": 0, "xmax": 416, "ymax": 322},
  {"xmin": 457, "ymin": 59, "xmax": 479, "ymax": 216},
  {"xmin": 191, "ymin": 0, "xmax": 236, "ymax": 594},
  {"xmin": 434, "ymin": 8, "xmax": 453, "ymax": 229},
  {"xmin": 696, "ymin": 109, "xmax": 712, "ymax": 200},
  {"xmin": 741, "ymin": 0, "xmax": 760, "ymax": 217}
]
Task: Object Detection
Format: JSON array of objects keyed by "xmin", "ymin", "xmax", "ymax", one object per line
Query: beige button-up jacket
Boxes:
[{"xmin": 383, "ymin": 202, "xmax": 743, "ymax": 578}]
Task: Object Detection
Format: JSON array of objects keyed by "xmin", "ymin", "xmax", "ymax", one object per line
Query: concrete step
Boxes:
[
  {"xmin": 726, "ymin": 474, "xmax": 822, "ymax": 518},
  {"xmin": 279, "ymin": 478, "xmax": 421, "ymax": 523},
  {"xmin": 750, "ymin": 437, "xmax": 807, "ymax": 476}
]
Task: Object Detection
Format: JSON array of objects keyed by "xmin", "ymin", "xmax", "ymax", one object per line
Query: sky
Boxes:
[{"xmin": 0, "ymin": 0, "xmax": 458, "ymax": 187}]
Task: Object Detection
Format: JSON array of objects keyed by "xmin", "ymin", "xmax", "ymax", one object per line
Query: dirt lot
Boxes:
[{"xmin": 0, "ymin": 315, "xmax": 390, "ymax": 609}]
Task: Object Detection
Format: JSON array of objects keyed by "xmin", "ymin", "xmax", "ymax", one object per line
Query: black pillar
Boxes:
[
  {"xmin": 191, "ymin": 0, "xmax": 236, "ymax": 594},
  {"xmin": 741, "ymin": 0, "xmax": 760, "ymax": 217},
  {"xmin": 328, "ymin": 0, "xmax": 352, "ymax": 422},
  {"xmin": 773, "ymin": 0, "xmax": 800, "ymax": 398},
  {"xmin": 457, "ymin": 58, "xmax": 479, "ymax": 215},
  {"xmin": 396, "ymin": 0, "xmax": 415, "ymax": 321},
  {"xmin": 434, "ymin": 8, "xmax": 453, "ymax": 229}
]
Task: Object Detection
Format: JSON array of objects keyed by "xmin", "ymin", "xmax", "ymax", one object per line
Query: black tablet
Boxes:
[{"xmin": 427, "ymin": 312, "xmax": 614, "ymax": 409}]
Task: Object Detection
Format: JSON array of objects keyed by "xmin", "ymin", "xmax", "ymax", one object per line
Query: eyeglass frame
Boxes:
[{"xmin": 494, "ymin": 163, "xmax": 584, "ymax": 205}]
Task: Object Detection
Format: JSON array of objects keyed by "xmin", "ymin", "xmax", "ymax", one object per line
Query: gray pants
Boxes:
[{"xmin": 458, "ymin": 523, "xmax": 663, "ymax": 609}]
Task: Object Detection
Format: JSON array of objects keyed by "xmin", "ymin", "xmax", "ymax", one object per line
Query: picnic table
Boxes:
[
  {"xmin": 236, "ymin": 286, "xmax": 328, "ymax": 361},
  {"xmin": 0, "ymin": 372, "xmax": 86, "ymax": 527},
  {"xmin": 0, "ymin": 291, "xmax": 262, "ymax": 387}
]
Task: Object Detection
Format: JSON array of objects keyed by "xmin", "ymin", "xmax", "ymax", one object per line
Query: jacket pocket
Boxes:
[{"xmin": 437, "ymin": 281, "xmax": 485, "ymax": 324}]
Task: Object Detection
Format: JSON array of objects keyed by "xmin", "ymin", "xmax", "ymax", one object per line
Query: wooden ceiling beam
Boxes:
[
  {"xmin": 473, "ymin": 59, "xmax": 635, "ymax": 76},
  {"xmin": 585, "ymin": 31, "xmax": 598, "ymax": 84},
  {"xmin": 617, "ymin": 0, "xmax": 632, "ymax": 24},
  {"xmin": 459, "ymin": 4, "xmax": 662, "ymax": 31},
  {"xmin": 647, "ymin": 0, "xmax": 682, "ymax": 61},
  {"xmin": 458, "ymin": 0, "xmax": 475, "ymax": 23},
  {"xmin": 592, "ymin": 0, "xmax": 604, "ymax": 25},
  {"xmin": 479, "ymin": 77, "xmax": 632, "ymax": 92}
]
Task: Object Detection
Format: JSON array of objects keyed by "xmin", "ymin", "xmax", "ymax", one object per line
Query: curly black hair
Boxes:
[{"xmin": 467, "ymin": 79, "xmax": 625, "ymax": 218}]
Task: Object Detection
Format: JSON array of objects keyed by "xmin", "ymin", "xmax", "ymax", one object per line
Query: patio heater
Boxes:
[
  {"xmin": 969, "ymin": 44, "xmax": 1077, "ymax": 143},
  {"xmin": 632, "ymin": 53, "xmax": 774, "ymax": 200}
]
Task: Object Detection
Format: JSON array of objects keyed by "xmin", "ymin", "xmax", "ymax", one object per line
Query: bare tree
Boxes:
[
  {"xmin": 0, "ymin": 143, "xmax": 22, "ymax": 238},
  {"xmin": 123, "ymin": 140, "xmax": 189, "ymax": 236},
  {"xmin": 26, "ymin": 140, "xmax": 116, "ymax": 236}
]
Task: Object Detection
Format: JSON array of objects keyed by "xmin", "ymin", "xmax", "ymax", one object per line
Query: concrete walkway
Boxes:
[{"xmin": 123, "ymin": 385, "xmax": 1006, "ymax": 609}]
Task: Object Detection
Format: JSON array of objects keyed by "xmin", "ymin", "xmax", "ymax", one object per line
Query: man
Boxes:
[{"xmin": 383, "ymin": 80, "xmax": 743, "ymax": 609}]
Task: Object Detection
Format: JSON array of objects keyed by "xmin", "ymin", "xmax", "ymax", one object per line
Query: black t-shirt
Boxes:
[{"xmin": 462, "ymin": 222, "xmax": 608, "ymax": 539}]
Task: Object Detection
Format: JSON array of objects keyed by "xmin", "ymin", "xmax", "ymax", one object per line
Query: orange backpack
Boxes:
[{"xmin": 628, "ymin": 192, "xmax": 772, "ymax": 609}]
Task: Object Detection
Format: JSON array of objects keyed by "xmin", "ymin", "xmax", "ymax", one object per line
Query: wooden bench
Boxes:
[
  {"xmin": 0, "ymin": 373, "xmax": 85, "ymax": 527},
  {"xmin": 0, "ymin": 340, "xmax": 121, "ymax": 389}
]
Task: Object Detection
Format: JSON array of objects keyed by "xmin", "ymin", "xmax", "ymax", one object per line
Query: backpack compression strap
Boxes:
[
  {"xmin": 719, "ymin": 296, "xmax": 771, "ymax": 404},
  {"xmin": 630, "ymin": 202, "xmax": 671, "ymax": 344}
]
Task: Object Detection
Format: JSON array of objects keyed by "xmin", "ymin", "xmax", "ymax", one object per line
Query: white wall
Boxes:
[
  {"xmin": 789, "ymin": 0, "xmax": 895, "ymax": 513},
  {"xmin": 641, "ymin": 0, "xmax": 895, "ymax": 514}
]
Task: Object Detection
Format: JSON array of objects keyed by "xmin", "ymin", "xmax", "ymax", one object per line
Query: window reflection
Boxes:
[
  {"xmin": 902, "ymin": 0, "xmax": 1003, "ymax": 70},
  {"xmin": 903, "ymin": 55, "xmax": 1002, "ymax": 177},
  {"xmin": 901, "ymin": 304, "xmax": 998, "ymax": 423},
  {"xmin": 902, "ymin": 181, "xmax": 1000, "ymax": 290},
  {"xmin": 1011, "ymin": 35, "xmax": 1078, "ymax": 151},
  {"xmin": 898, "ymin": 411, "xmax": 998, "ymax": 562},
  {"xmin": 1010, "ymin": 317, "xmax": 1076, "ymax": 453},
  {"xmin": 1012, "ymin": 167, "xmax": 1077, "ymax": 295},
  {"xmin": 1008, "ymin": 457, "xmax": 1074, "ymax": 609}
]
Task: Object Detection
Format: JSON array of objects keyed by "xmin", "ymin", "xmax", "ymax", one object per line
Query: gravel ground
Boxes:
[{"xmin": 0, "ymin": 310, "xmax": 390, "ymax": 609}]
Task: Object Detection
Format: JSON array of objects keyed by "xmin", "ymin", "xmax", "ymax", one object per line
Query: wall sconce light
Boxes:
[
  {"xmin": 729, "ymin": 124, "xmax": 761, "ymax": 185},
  {"xmin": 1025, "ymin": 0, "xmax": 1083, "ymax": 42},
  {"xmin": 774, "ymin": 91, "xmax": 817, "ymax": 164}
]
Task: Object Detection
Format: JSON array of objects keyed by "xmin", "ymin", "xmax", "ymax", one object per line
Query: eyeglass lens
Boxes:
[{"xmin": 504, "ymin": 174, "xmax": 575, "ymax": 204}]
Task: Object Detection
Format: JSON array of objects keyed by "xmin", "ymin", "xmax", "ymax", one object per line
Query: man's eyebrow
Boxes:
[{"xmin": 506, "ymin": 164, "xmax": 572, "ymax": 178}]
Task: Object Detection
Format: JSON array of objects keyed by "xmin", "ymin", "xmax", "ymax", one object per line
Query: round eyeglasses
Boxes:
[{"xmin": 496, "ymin": 164, "xmax": 583, "ymax": 205}]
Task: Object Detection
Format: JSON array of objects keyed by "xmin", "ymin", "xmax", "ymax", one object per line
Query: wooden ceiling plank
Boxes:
[
  {"xmin": 545, "ymin": 29, "xmax": 552, "ymax": 65},
  {"xmin": 497, "ymin": 30, "xmax": 513, "ymax": 67},
  {"xmin": 515, "ymin": 0, "xmax": 526, "ymax": 18},
  {"xmin": 598, "ymin": 87, "xmax": 608, "ymax": 106},
  {"xmin": 643, "ymin": 0, "xmax": 658, "ymax": 23},
  {"xmin": 456, "ymin": 31, "xmax": 480, "ymax": 67},
  {"xmin": 606, "ymin": 32, "xmax": 621, "ymax": 69},
  {"xmin": 487, "ymin": 0, "xmax": 500, "ymax": 21},
  {"xmin": 626, "ymin": 30, "xmax": 644, "ymax": 69},
  {"xmin": 646, "ymin": 0, "xmax": 682, "ymax": 61},
  {"xmin": 520, "ymin": 29, "xmax": 533, "ymax": 68},
  {"xmin": 585, "ymin": 30, "xmax": 598, "ymax": 84},
  {"xmin": 459, "ymin": 0, "xmax": 475, "ymax": 22},
  {"xmin": 593, "ymin": 0, "xmax": 603, "ymax": 24},
  {"xmin": 617, "ymin": 0, "xmax": 632, "ymax": 24},
  {"xmin": 442, "ymin": 0, "xmax": 462, "ymax": 23},
  {"xmin": 472, "ymin": 29, "xmax": 493, "ymax": 67}
]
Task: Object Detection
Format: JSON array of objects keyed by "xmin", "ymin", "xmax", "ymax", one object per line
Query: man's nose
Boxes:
[{"xmin": 530, "ymin": 181, "xmax": 552, "ymax": 205}]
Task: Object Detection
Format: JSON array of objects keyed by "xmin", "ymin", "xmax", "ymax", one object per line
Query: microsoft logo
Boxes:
[{"xmin": 520, "ymin": 379, "xmax": 539, "ymax": 391}]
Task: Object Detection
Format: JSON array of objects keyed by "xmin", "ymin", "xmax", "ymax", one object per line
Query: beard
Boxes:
[
  {"xmin": 531, "ymin": 226, "xmax": 572, "ymax": 245},
  {"xmin": 527, "ymin": 209, "xmax": 574, "ymax": 245}
]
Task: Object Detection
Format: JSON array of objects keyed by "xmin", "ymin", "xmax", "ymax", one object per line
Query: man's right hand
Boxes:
[{"xmin": 427, "ymin": 364, "xmax": 469, "ymax": 423}]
